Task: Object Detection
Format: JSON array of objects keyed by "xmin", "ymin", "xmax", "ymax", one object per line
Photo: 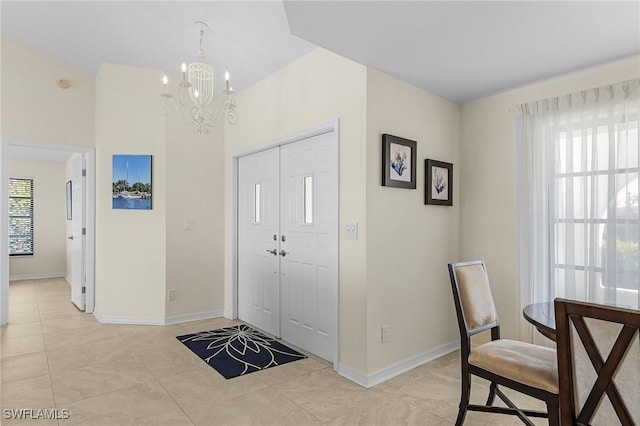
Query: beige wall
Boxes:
[
  {"xmin": 94, "ymin": 63, "xmax": 166, "ymax": 320},
  {"xmin": 225, "ymin": 48, "xmax": 369, "ymax": 372},
  {"xmin": 1, "ymin": 37, "xmax": 94, "ymax": 146},
  {"xmin": 9, "ymin": 159, "xmax": 67, "ymax": 278},
  {"xmin": 165, "ymin": 105, "xmax": 226, "ymax": 319},
  {"xmin": 365, "ymin": 69, "xmax": 461, "ymax": 373},
  {"xmin": 460, "ymin": 56, "xmax": 640, "ymax": 339}
]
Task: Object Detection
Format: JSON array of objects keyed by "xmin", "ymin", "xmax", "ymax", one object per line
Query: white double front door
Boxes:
[{"xmin": 237, "ymin": 131, "xmax": 338, "ymax": 363}]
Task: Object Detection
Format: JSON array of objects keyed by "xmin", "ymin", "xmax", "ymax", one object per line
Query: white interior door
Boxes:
[
  {"xmin": 279, "ymin": 132, "xmax": 338, "ymax": 362},
  {"xmin": 70, "ymin": 155, "xmax": 85, "ymax": 310},
  {"xmin": 238, "ymin": 148, "xmax": 280, "ymax": 336}
]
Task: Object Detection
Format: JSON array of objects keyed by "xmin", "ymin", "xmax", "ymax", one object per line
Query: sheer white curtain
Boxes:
[{"xmin": 516, "ymin": 79, "xmax": 640, "ymax": 343}]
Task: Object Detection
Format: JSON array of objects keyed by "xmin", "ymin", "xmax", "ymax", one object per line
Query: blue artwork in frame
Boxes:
[{"xmin": 112, "ymin": 155, "xmax": 152, "ymax": 210}]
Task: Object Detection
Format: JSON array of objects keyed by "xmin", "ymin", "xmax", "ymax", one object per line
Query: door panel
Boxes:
[
  {"xmin": 238, "ymin": 148, "xmax": 280, "ymax": 336},
  {"xmin": 70, "ymin": 155, "xmax": 85, "ymax": 310},
  {"xmin": 237, "ymin": 130, "xmax": 338, "ymax": 363},
  {"xmin": 280, "ymin": 132, "xmax": 338, "ymax": 362}
]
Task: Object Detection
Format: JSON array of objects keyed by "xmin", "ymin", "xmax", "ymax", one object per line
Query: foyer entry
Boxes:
[{"xmin": 237, "ymin": 129, "xmax": 338, "ymax": 363}]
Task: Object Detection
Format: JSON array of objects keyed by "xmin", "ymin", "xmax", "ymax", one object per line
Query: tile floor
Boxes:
[{"xmin": 1, "ymin": 278, "xmax": 547, "ymax": 425}]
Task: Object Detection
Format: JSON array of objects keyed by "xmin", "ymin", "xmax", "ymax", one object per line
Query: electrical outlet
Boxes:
[
  {"xmin": 184, "ymin": 219, "xmax": 193, "ymax": 230},
  {"xmin": 381, "ymin": 325, "xmax": 390, "ymax": 343},
  {"xmin": 168, "ymin": 289, "xmax": 176, "ymax": 301}
]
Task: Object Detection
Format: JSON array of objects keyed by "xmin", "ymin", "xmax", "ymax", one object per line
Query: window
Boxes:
[
  {"xmin": 516, "ymin": 80, "xmax": 639, "ymax": 339},
  {"xmin": 9, "ymin": 178, "xmax": 34, "ymax": 256}
]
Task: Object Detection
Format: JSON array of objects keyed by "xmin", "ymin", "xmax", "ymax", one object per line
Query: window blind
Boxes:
[{"xmin": 9, "ymin": 178, "xmax": 34, "ymax": 256}]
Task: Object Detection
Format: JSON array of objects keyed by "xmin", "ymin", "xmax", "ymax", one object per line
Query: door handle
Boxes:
[
  {"xmin": 68, "ymin": 236, "xmax": 74, "ymax": 240},
  {"xmin": 279, "ymin": 250, "xmax": 290, "ymax": 257},
  {"xmin": 266, "ymin": 249, "xmax": 278, "ymax": 256}
]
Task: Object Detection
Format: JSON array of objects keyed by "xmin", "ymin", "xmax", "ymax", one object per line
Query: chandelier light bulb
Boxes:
[
  {"xmin": 162, "ymin": 75, "xmax": 168, "ymax": 85},
  {"xmin": 225, "ymin": 71, "xmax": 229, "ymax": 81},
  {"xmin": 194, "ymin": 89, "xmax": 199, "ymax": 98}
]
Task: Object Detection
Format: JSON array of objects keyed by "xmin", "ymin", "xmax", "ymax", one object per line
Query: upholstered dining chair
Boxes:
[
  {"xmin": 448, "ymin": 260, "xmax": 559, "ymax": 426},
  {"xmin": 554, "ymin": 298, "xmax": 639, "ymax": 426}
]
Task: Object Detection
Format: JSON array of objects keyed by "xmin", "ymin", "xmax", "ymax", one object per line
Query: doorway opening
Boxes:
[{"xmin": 1, "ymin": 139, "xmax": 95, "ymax": 325}]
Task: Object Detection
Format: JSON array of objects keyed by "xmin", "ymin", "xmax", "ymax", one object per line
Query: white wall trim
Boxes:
[
  {"xmin": 1, "ymin": 140, "xmax": 9, "ymax": 325},
  {"xmin": 93, "ymin": 309, "xmax": 224, "ymax": 326},
  {"xmin": 338, "ymin": 340, "xmax": 460, "ymax": 388},
  {"xmin": 164, "ymin": 310, "xmax": 224, "ymax": 325},
  {"xmin": 93, "ymin": 309, "xmax": 166, "ymax": 326},
  {"xmin": 9, "ymin": 272, "xmax": 66, "ymax": 281}
]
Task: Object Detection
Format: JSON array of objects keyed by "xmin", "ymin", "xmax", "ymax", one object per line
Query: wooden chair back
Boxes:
[{"xmin": 554, "ymin": 298, "xmax": 640, "ymax": 426}]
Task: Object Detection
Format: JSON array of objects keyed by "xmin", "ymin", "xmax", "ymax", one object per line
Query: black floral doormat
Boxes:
[{"xmin": 176, "ymin": 324, "xmax": 306, "ymax": 379}]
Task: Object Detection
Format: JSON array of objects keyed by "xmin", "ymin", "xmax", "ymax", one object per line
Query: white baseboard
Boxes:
[
  {"xmin": 93, "ymin": 309, "xmax": 165, "ymax": 326},
  {"xmin": 164, "ymin": 310, "xmax": 224, "ymax": 325},
  {"xmin": 9, "ymin": 272, "xmax": 65, "ymax": 281},
  {"xmin": 93, "ymin": 309, "xmax": 224, "ymax": 326},
  {"xmin": 338, "ymin": 340, "xmax": 460, "ymax": 388}
]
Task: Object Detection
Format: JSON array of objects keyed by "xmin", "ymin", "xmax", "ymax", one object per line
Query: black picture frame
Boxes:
[
  {"xmin": 66, "ymin": 180, "xmax": 72, "ymax": 220},
  {"xmin": 425, "ymin": 159, "xmax": 453, "ymax": 206},
  {"xmin": 382, "ymin": 134, "xmax": 417, "ymax": 189}
]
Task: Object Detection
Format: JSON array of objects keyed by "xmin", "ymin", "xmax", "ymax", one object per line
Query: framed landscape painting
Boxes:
[
  {"xmin": 382, "ymin": 134, "xmax": 417, "ymax": 189},
  {"xmin": 425, "ymin": 159, "xmax": 453, "ymax": 206},
  {"xmin": 112, "ymin": 155, "xmax": 152, "ymax": 210}
]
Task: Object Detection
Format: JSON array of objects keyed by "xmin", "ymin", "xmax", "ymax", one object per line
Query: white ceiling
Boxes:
[{"xmin": 1, "ymin": 1, "xmax": 639, "ymax": 104}]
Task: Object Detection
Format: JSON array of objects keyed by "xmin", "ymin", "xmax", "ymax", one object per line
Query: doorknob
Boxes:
[
  {"xmin": 266, "ymin": 249, "xmax": 278, "ymax": 256},
  {"xmin": 279, "ymin": 250, "xmax": 290, "ymax": 257},
  {"xmin": 68, "ymin": 236, "xmax": 74, "ymax": 240}
]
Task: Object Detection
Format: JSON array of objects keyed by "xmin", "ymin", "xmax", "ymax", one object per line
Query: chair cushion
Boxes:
[
  {"xmin": 469, "ymin": 339, "xmax": 559, "ymax": 394},
  {"xmin": 455, "ymin": 263, "xmax": 498, "ymax": 331}
]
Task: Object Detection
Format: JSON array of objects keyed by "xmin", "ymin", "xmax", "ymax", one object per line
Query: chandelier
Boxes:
[{"xmin": 160, "ymin": 21, "xmax": 237, "ymax": 134}]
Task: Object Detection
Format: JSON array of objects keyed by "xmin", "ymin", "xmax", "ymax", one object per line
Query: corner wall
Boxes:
[
  {"xmin": 460, "ymin": 56, "xmax": 640, "ymax": 339},
  {"xmin": 165, "ymin": 104, "xmax": 226, "ymax": 321},
  {"xmin": 365, "ymin": 69, "xmax": 461, "ymax": 375}
]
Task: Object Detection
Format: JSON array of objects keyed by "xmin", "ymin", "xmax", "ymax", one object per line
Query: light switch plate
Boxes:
[
  {"xmin": 346, "ymin": 223, "xmax": 358, "ymax": 240},
  {"xmin": 184, "ymin": 219, "xmax": 193, "ymax": 230}
]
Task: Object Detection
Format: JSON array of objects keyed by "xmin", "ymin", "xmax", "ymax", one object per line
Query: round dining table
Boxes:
[{"xmin": 522, "ymin": 301, "xmax": 557, "ymax": 341}]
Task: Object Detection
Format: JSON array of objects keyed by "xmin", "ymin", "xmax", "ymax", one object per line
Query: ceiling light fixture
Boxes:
[{"xmin": 160, "ymin": 21, "xmax": 237, "ymax": 134}]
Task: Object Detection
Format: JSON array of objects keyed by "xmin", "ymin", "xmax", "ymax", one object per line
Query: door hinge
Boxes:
[
  {"xmin": 82, "ymin": 169, "xmax": 86, "ymax": 177},
  {"xmin": 82, "ymin": 286, "xmax": 86, "ymax": 294},
  {"xmin": 82, "ymin": 228, "xmax": 86, "ymax": 235}
]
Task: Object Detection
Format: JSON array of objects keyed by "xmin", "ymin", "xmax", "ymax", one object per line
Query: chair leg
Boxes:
[
  {"xmin": 486, "ymin": 382, "xmax": 497, "ymax": 406},
  {"xmin": 456, "ymin": 371, "xmax": 471, "ymax": 426},
  {"xmin": 547, "ymin": 398, "xmax": 559, "ymax": 426}
]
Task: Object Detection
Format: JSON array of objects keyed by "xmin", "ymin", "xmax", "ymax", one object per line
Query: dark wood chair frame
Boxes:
[
  {"xmin": 554, "ymin": 298, "xmax": 640, "ymax": 426},
  {"xmin": 448, "ymin": 260, "xmax": 559, "ymax": 426}
]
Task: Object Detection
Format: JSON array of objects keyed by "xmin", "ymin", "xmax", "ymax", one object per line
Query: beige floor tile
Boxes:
[
  {"xmin": 40, "ymin": 317, "xmax": 105, "ymax": 335},
  {"xmin": 177, "ymin": 317, "xmax": 240, "ymax": 334},
  {"xmin": 1, "ymin": 334, "xmax": 45, "ymax": 359},
  {"xmin": 63, "ymin": 382, "xmax": 193, "ymax": 426},
  {"xmin": 162, "ymin": 369, "xmax": 269, "ymax": 418},
  {"xmin": 7, "ymin": 310, "xmax": 41, "ymax": 325},
  {"xmin": 7, "ymin": 302, "xmax": 39, "ymax": 314},
  {"xmin": 193, "ymin": 387, "xmax": 322, "ymax": 426},
  {"xmin": 1, "ymin": 351, "xmax": 49, "ymax": 383},
  {"xmin": 324, "ymin": 396, "xmax": 452, "ymax": 426},
  {"xmin": 50, "ymin": 355, "xmax": 155, "ymax": 404},
  {"xmin": 0, "ymin": 374, "xmax": 56, "ymax": 410},
  {"xmin": 0, "ymin": 321, "xmax": 43, "ymax": 340},
  {"xmin": 137, "ymin": 344, "xmax": 206, "ymax": 382},
  {"xmin": 43, "ymin": 326, "xmax": 121, "ymax": 352},
  {"xmin": 251, "ymin": 357, "xmax": 328, "ymax": 385},
  {"xmin": 45, "ymin": 338, "xmax": 131, "ymax": 374},
  {"xmin": 274, "ymin": 368, "xmax": 387, "ymax": 423}
]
